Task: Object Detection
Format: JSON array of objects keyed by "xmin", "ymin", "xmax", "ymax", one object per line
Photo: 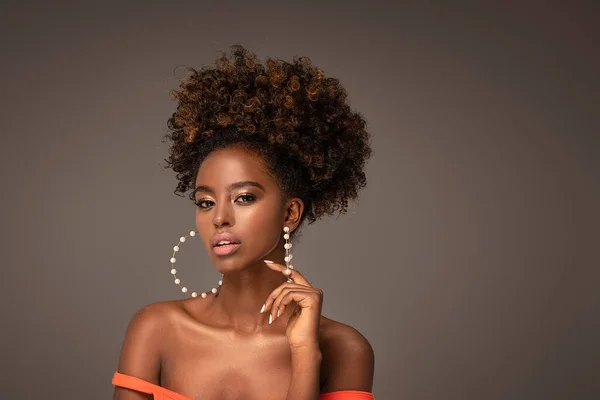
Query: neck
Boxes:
[{"xmin": 211, "ymin": 256, "xmax": 287, "ymax": 334}]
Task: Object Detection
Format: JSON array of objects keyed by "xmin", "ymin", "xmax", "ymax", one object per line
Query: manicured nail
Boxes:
[
  {"xmin": 264, "ymin": 260, "xmax": 274, "ymax": 264},
  {"xmin": 277, "ymin": 309, "xmax": 280, "ymax": 318},
  {"xmin": 269, "ymin": 314, "xmax": 273, "ymax": 324},
  {"xmin": 260, "ymin": 304, "xmax": 265, "ymax": 313}
]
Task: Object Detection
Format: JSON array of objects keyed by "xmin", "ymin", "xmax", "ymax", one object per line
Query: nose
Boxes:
[{"xmin": 212, "ymin": 201, "xmax": 234, "ymax": 228}]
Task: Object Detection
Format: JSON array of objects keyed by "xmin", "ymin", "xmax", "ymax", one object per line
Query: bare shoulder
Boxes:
[
  {"xmin": 318, "ymin": 316, "xmax": 375, "ymax": 392},
  {"xmin": 115, "ymin": 300, "xmax": 186, "ymax": 384},
  {"xmin": 125, "ymin": 300, "xmax": 183, "ymax": 333}
]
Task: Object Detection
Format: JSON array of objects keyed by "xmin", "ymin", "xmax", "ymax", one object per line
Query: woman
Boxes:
[{"xmin": 112, "ymin": 45, "xmax": 375, "ymax": 400}]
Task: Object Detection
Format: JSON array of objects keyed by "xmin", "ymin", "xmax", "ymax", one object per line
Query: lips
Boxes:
[
  {"xmin": 211, "ymin": 232, "xmax": 241, "ymax": 256},
  {"xmin": 213, "ymin": 243, "xmax": 241, "ymax": 256}
]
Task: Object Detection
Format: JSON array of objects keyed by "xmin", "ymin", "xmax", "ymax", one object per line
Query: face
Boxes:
[{"xmin": 193, "ymin": 146, "xmax": 301, "ymax": 273}]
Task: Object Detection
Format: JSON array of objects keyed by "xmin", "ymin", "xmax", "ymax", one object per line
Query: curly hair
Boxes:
[{"xmin": 163, "ymin": 45, "xmax": 372, "ymax": 227}]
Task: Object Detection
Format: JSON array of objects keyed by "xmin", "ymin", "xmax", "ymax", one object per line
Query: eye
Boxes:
[
  {"xmin": 235, "ymin": 194, "xmax": 256, "ymax": 204},
  {"xmin": 194, "ymin": 199, "xmax": 214, "ymax": 209}
]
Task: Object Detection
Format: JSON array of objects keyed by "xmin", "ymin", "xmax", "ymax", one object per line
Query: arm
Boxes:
[
  {"xmin": 262, "ymin": 262, "xmax": 324, "ymax": 400},
  {"xmin": 262, "ymin": 262, "xmax": 374, "ymax": 398},
  {"xmin": 285, "ymin": 345, "xmax": 323, "ymax": 400},
  {"xmin": 284, "ymin": 326, "xmax": 375, "ymax": 400},
  {"xmin": 113, "ymin": 303, "xmax": 168, "ymax": 400}
]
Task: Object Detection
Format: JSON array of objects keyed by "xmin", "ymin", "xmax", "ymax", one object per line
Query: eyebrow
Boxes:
[{"xmin": 193, "ymin": 181, "xmax": 266, "ymax": 196}]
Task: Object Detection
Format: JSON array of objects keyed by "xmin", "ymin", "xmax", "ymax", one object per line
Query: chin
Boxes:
[{"xmin": 211, "ymin": 253, "xmax": 251, "ymax": 274}]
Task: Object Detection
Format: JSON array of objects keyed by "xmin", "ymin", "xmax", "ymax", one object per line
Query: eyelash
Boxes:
[{"xmin": 194, "ymin": 194, "xmax": 256, "ymax": 209}]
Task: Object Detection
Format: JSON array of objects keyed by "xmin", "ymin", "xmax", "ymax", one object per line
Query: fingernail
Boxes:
[
  {"xmin": 264, "ymin": 260, "xmax": 274, "ymax": 264},
  {"xmin": 260, "ymin": 304, "xmax": 265, "ymax": 313},
  {"xmin": 269, "ymin": 314, "xmax": 273, "ymax": 324},
  {"xmin": 277, "ymin": 309, "xmax": 280, "ymax": 318}
]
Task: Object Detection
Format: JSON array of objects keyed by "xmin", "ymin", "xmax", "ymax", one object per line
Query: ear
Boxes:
[{"xmin": 284, "ymin": 197, "xmax": 304, "ymax": 232}]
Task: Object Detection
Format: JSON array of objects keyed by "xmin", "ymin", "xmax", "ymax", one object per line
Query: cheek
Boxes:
[
  {"xmin": 194, "ymin": 210, "xmax": 213, "ymax": 249},
  {"xmin": 239, "ymin": 201, "xmax": 285, "ymax": 250},
  {"xmin": 239, "ymin": 202, "xmax": 281, "ymax": 235}
]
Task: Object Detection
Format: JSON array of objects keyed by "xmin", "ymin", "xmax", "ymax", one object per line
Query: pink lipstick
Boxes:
[
  {"xmin": 211, "ymin": 232, "xmax": 241, "ymax": 256},
  {"xmin": 213, "ymin": 243, "xmax": 241, "ymax": 256}
]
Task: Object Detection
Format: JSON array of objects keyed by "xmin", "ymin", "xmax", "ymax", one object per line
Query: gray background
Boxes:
[{"xmin": 1, "ymin": 1, "xmax": 598, "ymax": 399}]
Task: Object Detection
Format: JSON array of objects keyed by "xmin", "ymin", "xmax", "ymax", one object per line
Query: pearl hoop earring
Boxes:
[
  {"xmin": 169, "ymin": 230, "xmax": 223, "ymax": 298},
  {"xmin": 169, "ymin": 228, "xmax": 295, "ymax": 297}
]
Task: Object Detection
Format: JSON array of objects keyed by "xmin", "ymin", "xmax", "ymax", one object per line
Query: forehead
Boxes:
[{"xmin": 195, "ymin": 146, "xmax": 275, "ymax": 187}]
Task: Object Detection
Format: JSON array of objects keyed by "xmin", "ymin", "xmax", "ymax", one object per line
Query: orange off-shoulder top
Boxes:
[{"xmin": 112, "ymin": 371, "xmax": 375, "ymax": 399}]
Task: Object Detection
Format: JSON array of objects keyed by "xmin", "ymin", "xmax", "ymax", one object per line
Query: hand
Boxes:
[{"xmin": 261, "ymin": 261, "xmax": 323, "ymax": 351}]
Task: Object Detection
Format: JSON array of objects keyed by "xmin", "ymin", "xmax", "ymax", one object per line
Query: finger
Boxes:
[
  {"xmin": 262, "ymin": 283, "xmax": 308, "ymax": 320},
  {"xmin": 273, "ymin": 289, "xmax": 322, "ymax": 322},
  {"xmin": 277, "ymin": 304, "xmax": 287, "ymax": 320},
  {"xmin": 279, "ymin": 288, "xmax": 322, "ymax": 309},
  {"xmin": 263, "ymin": 260, "xmax": 312, "ymax": 287},
  {"xmin": 261, "ymin": 282, "xmax": 298, "ymax": 316},
  {"xmin": 271, "ymin": 287, "xmax": 314, "ymax": 322},
  {"xmin": 274, "ymin": 291, "xmax": 311, "ymax": 322}
]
